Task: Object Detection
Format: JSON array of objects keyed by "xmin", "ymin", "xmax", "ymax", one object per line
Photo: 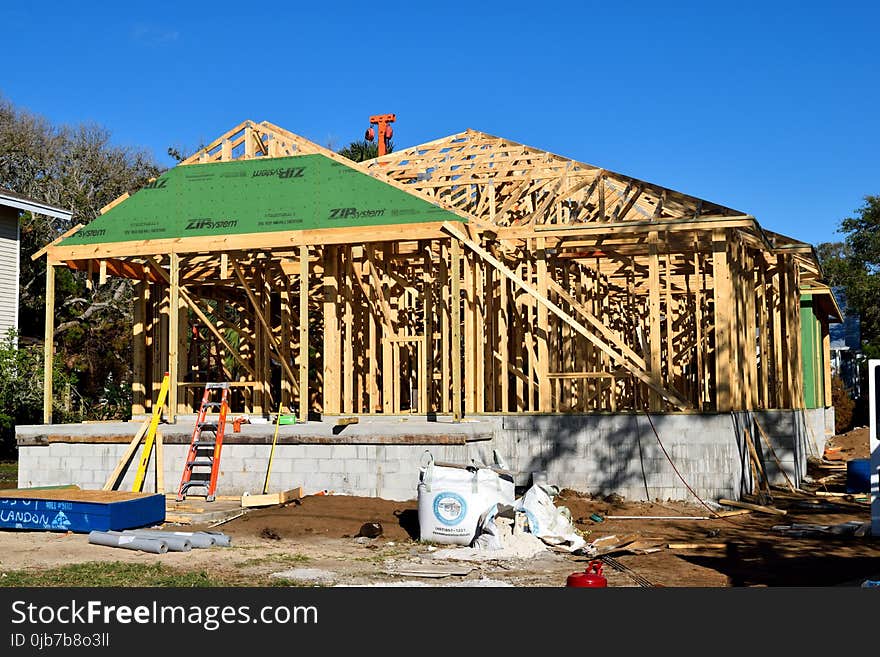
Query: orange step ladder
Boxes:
[{"xmin": 176, "ymin": 382, "xmax": 230, "ymax": 502}]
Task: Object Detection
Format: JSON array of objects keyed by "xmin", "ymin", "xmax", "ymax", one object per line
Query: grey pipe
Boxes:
[
  {"xmin": 89, "ymin": 531, "xmax": 167, "ymax": 554},
  {"xmin": 115, "ymin": 531, "xmax": 191, "ymax": 552},
  {"xmin": 123, "ymin": 529, "xmax": 211, "ymax": 549},
  {"xmin": 203, "ymin": 531, "xmax": 232, "ymax": 547}
]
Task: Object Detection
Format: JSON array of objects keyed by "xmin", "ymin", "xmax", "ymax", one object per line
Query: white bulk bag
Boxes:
[{"xmin": 417, "ymin": 451, "xmax": 514, "ymax": 545}]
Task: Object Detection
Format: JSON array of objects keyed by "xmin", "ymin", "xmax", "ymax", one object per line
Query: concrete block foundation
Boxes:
[{"xmin": 15, "ymin": 410, "xmax": 828, "ymax": 502}]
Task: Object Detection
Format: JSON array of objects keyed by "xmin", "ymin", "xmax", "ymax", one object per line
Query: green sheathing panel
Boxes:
[
  {"xmin": 800, "ymin": 294, "xmax": 825, "ymax": 409},
  {"xmin": 60, "ymin": 155, "xmax": 462, "ymax": 246}
]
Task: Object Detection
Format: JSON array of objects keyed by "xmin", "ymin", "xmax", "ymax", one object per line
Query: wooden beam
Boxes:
[
  {"xmin": 167, "ymin": 253, "xmax": 180, "ymax": 423},
  {"xmin": 441, "ymin": 222, "xmax": 690, "ymax": 409},
  {"xmin": 43, "ymin": 264, "xmax": 55, "ymax": 424},
  {"xmin": 31, "ymin": 223, "xmax": 83, "ymax": 261},
  {"xmin": 536, "ymin": 237, "xmax": 551, "ymax": 411},
  {"xmin": 451, "ymin": 238, "xmax": 462, "ymax": 420},
  {"xmin": 299, "ymin": 245, "xmax": 309, "ymax": 423},
  {"xmin": 322, "ymin": 246, "xmax": 341, "ymax": 414},
  {"xmin": 143, "ymin": 257, "xmax": 256, "ymax": 379},
  {"xmin": 231, "ymin": 259, "xmax": 299, "ymax": 391},
  {"xmin": 713, "ymin": 230, "xmax": 732, "ymax": 411},
  {"xmin": 648, "ymin": 232, "xmax": 662, "ymax": 411}
]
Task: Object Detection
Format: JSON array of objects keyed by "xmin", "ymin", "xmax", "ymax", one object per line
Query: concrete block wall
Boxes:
[
  {"xmin": 17, "ymin": 442, "xmax": 475, "ymax": 502},
  {"xmin": 17, "ymin": 409, "xmax": 816, "ymax": 503},
  {"xmin": 496, "ymin": 413, "xmax": 747, "ymax": 501}
]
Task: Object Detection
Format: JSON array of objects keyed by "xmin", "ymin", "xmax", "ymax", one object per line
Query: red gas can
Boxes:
[{"xmin": 566, "ymin": 560, "xmax": 607, "ymax": 588}]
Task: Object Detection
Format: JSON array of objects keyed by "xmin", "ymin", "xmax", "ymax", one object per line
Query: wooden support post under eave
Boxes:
[
  {"xmin": 323, "ymin": 245, "xmax": 341, "ymax": 414},
  {"xmin": 299, "ymin": 245, "xmax": 309, "ymax": 423},
  {"xmin": 712, "ymin": 230, "xmax": 733, "ymax": 412},
  {"xmin": 132, "ymin": 277, "xmax": 147, "ymax": 415},
  {"xmin": 451, "ymin": 238, "xmax": 462, "ymax": 420},
  {"xmin": 43, "ymin": 263, "xmax": 56, "ymax": 424},
  {"xmin": 536, "ymin": 237, "xmax": 551, "ymax": 411},
  {"xmin": 421, "ymin": 241, "xmax": 433, "ymax": 414},
  {"xmin": 167, "ymin": 253, "xmax": 180, "ymax": 424},
  {"xmin": 648, "ymin": 231, "xmax": 663, "ymax": 411},
  {"xmin": 822, "ymin": 320, "xmax": 832, "ymax": 408}
]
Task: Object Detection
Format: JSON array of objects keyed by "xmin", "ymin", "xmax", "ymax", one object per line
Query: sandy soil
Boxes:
[{"xmin": 0, "ymin": 429, "xmax": 876, "ymax": 587}]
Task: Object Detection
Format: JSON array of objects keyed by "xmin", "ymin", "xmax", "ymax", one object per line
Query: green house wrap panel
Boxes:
[
  {"xmin": 800, "ymin": 294, "xmax": 825, "ymax": 409},
  {"xmin": 60, "ymin": 154, "xmax": 462, "ymax": 246}
]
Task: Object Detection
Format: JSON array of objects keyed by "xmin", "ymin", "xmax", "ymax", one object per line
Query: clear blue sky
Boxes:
[{"xmin": 1, "ymin": 1, "xmax": 877, "ymax": 247}]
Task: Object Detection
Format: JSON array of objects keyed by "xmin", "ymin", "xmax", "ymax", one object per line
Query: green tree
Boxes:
[
  {"xmin": 817, "ymin": 196, "xmax": 880, "ymax": 358},
  {"xmin": 337, "ymin": 138, "xmax": 393, "ymax": 162},
  {"xmin": 0, "ymin": 96, "xmax": 161, "ymax": 423}
]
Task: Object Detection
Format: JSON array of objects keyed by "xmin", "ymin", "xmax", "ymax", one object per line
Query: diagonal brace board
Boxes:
[
  {"xmin": 144, "ymin": 257, "xmax": 256, "ymax": 379},
  {"xmin": 232, "ymin": 259, "xmax": 299, "ymax": 389},
  {"xmin": 441, "ymin": 222, "xmax": 691, "ymax": 410}
]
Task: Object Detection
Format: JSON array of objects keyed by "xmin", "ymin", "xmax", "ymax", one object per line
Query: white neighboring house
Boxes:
[{"xmin": 0, "ymin": 189, "xmax": 72, "ymax": 342}]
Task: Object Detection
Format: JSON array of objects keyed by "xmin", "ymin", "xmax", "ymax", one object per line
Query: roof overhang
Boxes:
[{"xmin": 0, "ymin": 191, "xmax": 72, "ymax": 221}]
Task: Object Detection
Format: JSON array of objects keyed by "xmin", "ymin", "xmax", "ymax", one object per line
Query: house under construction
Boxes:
[{"xmin": 20, "ymin": 120, "xmax": 841, "ymax": 502}]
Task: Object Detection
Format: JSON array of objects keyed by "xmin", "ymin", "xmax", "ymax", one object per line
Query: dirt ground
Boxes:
[{"xmin": 0, "ymin": 429, "xmax": 876, "ymax": 587}]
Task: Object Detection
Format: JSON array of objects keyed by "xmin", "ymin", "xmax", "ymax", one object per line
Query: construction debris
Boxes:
[
  {"xmin": 717, "ymin": 498, "xmax": 787, "ymax": 516},
  {"xmin": 241, "ymin": 487, "xmax": 304, "ymax": 509}
]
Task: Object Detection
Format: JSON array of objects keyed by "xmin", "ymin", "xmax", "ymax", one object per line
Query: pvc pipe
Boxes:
[
  {"xmin": 604, "ymin": 516, "xmax": 711, "ymax": 520},
  {"xmin": 116, "ymin": 531, "xmax": 191, "ymax": 552},
  {"xmin": 88, "ymin": 531, "xmax": 167, "ymax": 554},
  {"xmin": 123, "ymin": 530, "xmax": 213, "ymax": 549},
  {"xmin": 203, "ymin": 531, "xmax": 232, "ymax": 547}
]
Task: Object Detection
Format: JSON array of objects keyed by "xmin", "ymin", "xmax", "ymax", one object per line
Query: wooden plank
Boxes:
[
  {"xmin": 299, "ymin": 245, "xmax": 309, "ymax": 422},
  {"xmin": 31, "ymin": 223, "xmax": 84, "ymax": 261},
  {"xmin": 132, "ymin": 278, "xmax": 147, "ymax": 415},
  {"xmin": 717, "ymin": 498, "xmax": 786, "ymax": 515},
  {"xmin": 166, "ymin": 253, "xmax": 180, "ymax": 424},
  {"xmin": 335, "ymin": 416, "xmax": 359, "ymax": 426},
  {"xmin": 422, "ymin": 241, "xmax": 433, "ymax": 414},
  {"xmin": 713, "ymin": 230, "xmax": 732, "ymax": 411},
  {"xmin": 451, "ymin": 238, "xmax": 462, "ymax": 420},
  {"xmin": 155, "ymin": 429, "xmax": 164, "ymax": 494},
  {"xmin": 536, "ymin": 237, "xmax": 551, "ymax": 411},
  {"xmin": 102, "ymin": 418, "xmax": 151, "ymax": 490},
  {"xmin": 343, "ymin": 249, "xmax": 354, "ymax": 414},
  {"xmin": 232, "ymin": 259, "xmax": 299, "ymax": 395},
  {"xmin": 499, "ymin": 271, "xmax": 509, "ymax": 412},
  {"xmin": 648, "ymin": 231, "xmax": 662, "ymax": 411},
  {"xmin": 667, "ymin": 543, "xmax": 728, "ymax": 550},
  {"xmin": 241, "ymin": 487, "xmax": 304, "ymax": 508},
  {"xmin": 43, "ymin": 264, "xmax": 55, "ymax": 424}
]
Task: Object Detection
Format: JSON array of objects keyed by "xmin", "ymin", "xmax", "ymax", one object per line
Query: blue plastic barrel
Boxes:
[{"xmin": 845, "ymin": 459, "xmax": 870, "ymax": 494}]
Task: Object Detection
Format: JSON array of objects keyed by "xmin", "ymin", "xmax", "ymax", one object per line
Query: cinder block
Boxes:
[
  {"xmin": 330, "ymin": 445, "xmax": 358, "ymax": 460},
  {"xmin": 290, "ymin": 458, "xmax": 318, "ymax": 474},
  {"xmin": 317, "ymin": 459, "xmax": 339, "ymax": 474},
  {"xmin": 304, "ymin": 445, "xmax": 332, "ymax": 459}
]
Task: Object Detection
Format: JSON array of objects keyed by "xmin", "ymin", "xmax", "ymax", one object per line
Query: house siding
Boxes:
[{"xmin": 0, "ymin": 206, "xmax": 19, "ymax": 341}]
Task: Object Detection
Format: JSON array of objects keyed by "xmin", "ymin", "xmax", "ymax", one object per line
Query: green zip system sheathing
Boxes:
[
  {"xmin": 59, "ymin": 154, "xmax": 462, "ymax": 247},
  {"xmin": 800, "ymin": 294, "xmax": 826, "ymax": 409}
]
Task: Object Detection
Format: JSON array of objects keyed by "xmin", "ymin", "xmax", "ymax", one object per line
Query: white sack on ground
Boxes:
[{"xmin": 515, "ymin": 484, "xmax": 586, "ymax": 552}]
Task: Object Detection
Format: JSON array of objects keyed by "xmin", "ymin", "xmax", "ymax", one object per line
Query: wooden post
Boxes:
[
  {"xmin": 648, "ymin": 231, "xmax": 662, "ymax": 411},
  {"xmin": 43, "ymin": 264, "xmax": 55, "ymax": 424},
  {"xmin": 499, "ymin": 271, "xmax": 509, "ymax": 412},
  {"xmin": 421, "ymin": 241, "xmax": 433, "ymax": 414},
  {"xmin": 822, "ymin": 320, "xmax": 832, "ymax": 408},
  {"xmin": 463, "ymin": 249, "xmax": 474, "ymax": 413},
  {"xmin": 536, "ymin": 237, "xmax": 551, "ymax": 411},
  {"xmin": 323, "ymin": 246, "xmax": 340, "ymax": 414},
  {"xmin": 132, "ymin": 277, "xmax": 147, "ymax": 416},
  {"xmin": 451, "ymin": 238, "xmax": 462, "ymax": 420},
  {"xmin": 168, "ymin": 253, "xmax": 180, "ymax": 423},
  {"xmin": 713, "ymin": 230, "xmax": 732, "ymax": 412},
  {"xmin": 343, "ymin": 249, "xmax": 354, "ymax": 414},
  {"xmin": 299, "ymin": 245, "xmax": 310, "ymax": 423}
]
